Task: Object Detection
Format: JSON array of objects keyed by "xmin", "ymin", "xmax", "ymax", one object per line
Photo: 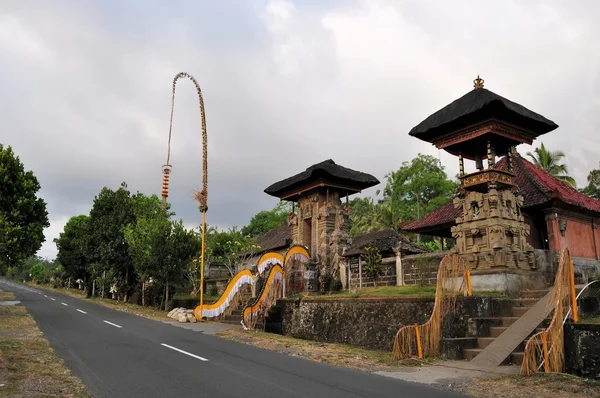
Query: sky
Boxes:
[{"xmin": 1, "ymin": 0, "xmax": 599, "ymax": 260}]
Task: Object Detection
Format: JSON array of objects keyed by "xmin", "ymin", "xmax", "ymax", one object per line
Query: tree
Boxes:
[
  {"xmin": 206, "ymin": 227, "xmax": 260, "ymax": 277},
  {"xmin": 87, "ymin": 182, "xmax": 137, "ymax": 300},
  {"xmin": 54, "ymin": 215, "xmax": 91, "ymax": 282},
  {"xmin": 348, "ymin": 196, "xmax": 393, "ymax": 237},
  {"xmin": 382, "ymin": 154, "xmax": 458, "ymax": 226},
  {"xmin": 582, "ymin": 163, "xmax": 600, "ymax": 200},
  {"xmin": 361, "ymin": 245, "xmax": 383, "ymax": 287},
  {"xmin": 124, "ymin": 194, "xmax": 172, "ymax": 306},
  {"xmin": 526, "ymin": 142, "xmax": 576, "ymax": 187},
  {"xmin": 0, "ymin": 144, "xmax": 50, "ymax": 274},
  {"xmin": 241, "ymin": 202, "xmax": 291, "ymax": 238},
  {"xmin": 30, "ymin": 262, "xmax": 50, "ymax": 284}
]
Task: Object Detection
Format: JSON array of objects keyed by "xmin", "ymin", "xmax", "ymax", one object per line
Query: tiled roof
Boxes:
[
  {"xmin": 255, "ymin": 225, "xmax": 292, "ymax": 252},
  {"xmin": 264, "ymin": 159, "xmax": 380, "ymax": 198},
  {"xmin": 343, "ymin": 228, "xmax": 429, "ymax": 257},
  {"xmin": 402, "ymin": 153, "xmax": 600, "ymax": 234}
]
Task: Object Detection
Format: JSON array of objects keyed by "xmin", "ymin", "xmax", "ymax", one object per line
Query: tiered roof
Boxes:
[
  {"xmin": 402, "ymin": 153, "xmax": 600, "ymax": 236},
  {"xmin": 264, "ymin": 159, "xmax": 380, "ymax": 201}
]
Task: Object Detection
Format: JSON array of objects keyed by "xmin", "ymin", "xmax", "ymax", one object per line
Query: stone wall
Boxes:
[
  {"xmin": 565, "ymin": 323, "xmax": 600, "ymax": 379},
  {"xmin": 402, "ymin": 252, "xmax": 447, "ymax": 286},
  {"xmin": 348, "ymin": 257, "xmax": 397, "ymax": 289},
  {"xmin": 279, "ymin": 296, "xmax": 513, "ymax": 351}
]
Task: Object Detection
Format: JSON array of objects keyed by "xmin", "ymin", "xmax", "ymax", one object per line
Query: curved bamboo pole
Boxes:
[{"xmin": 161, "ymin": 72, "xmax": 208, "ymax": 318}]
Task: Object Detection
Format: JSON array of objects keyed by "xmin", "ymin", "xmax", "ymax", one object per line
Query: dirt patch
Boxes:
[
  {"xmin": 0, "ymin": 305, "xmax": 90, "ymax": 397},
  {"xmin": 452, "ymin": 373, "xmax": 600, "ymax": 398},
  {"xmin": 0, "ymin": 292, "xmax": 16, "ymax": 302}
]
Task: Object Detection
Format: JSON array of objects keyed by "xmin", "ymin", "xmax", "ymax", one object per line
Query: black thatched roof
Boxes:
[
  {"xmin": 343, "ymin": 229, "xmax": 429, "ymax": 257},
  {"xmin": 264, "ymin": 159, "xmax": 380, "ymax": 199},
  {"xmin": 255, "ymin": 226, "xmax": 292, "ymax": 253},
  {"xmin": 409, "ymin": 88, "xmax": 558, "ymax": 143}
]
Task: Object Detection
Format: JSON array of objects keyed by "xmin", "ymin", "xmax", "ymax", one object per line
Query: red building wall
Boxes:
[{"xmin": 546, "ymin": 212, "xmax": 599, "ymax": 259}]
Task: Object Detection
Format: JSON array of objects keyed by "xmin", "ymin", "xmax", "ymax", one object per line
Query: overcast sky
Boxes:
[{"xmin": 1, "ymin": 0, "xmax": 599, "ymax": 259}]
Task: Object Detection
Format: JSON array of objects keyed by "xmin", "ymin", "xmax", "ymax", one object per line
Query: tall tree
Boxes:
[
  {"xmin": 526, "ymin": 142, "xmax": 576, "ymax": 187},
  {"xmin": 0, "ymin": 144, "xmax": 50, "ymax": 274},
  {"xmin": 124, "ymin": 194, "xmax": 174, "ymax": 306},
  {"xmin": 206, "ymin": 227, "xmax": 260, "ymax": 277},
  {"xmin": 54, "ymin": 215, "xmax": 90, "ymax": 282},
  {"xmin": 241, "ymin": 202, "xmax": 291, "ymax": 238},
  {"xmin": 87, "ymin": 182, "xmax": 136, "ymax": 300},
  {"xmin": 582, "ymin": 162, "xmax": 600, "ymax": 200},
  {"xmin": 382, "ymin": 154, "xmax": 458, "ymax": 226}
]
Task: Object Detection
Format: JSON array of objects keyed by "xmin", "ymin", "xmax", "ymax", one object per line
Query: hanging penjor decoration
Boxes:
[{"xmin": 161, "ymin": 72, "xmax": 209, "ymax": 318}]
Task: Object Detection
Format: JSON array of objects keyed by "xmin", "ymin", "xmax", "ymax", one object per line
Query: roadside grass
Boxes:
[
  {"xmin": 461, "ymin": 372, "xmax": 600, "ymax": 398},
  {"xmin": 25, "ymin": 283, "xmax": 172, "ymax": 322},
  {"xmin": 580, "ymin": 314, "xmax": 600, "ymax": 324},
  {"xmin": 0, "ymin": 291, "xmax": 90, "ymax": 397},
  {"xmin": 295, "ymin": 285, "xmax": 505, "ymax": 299},
  {"xmin": 216, "ymin": 328, "xmax": 434, "ymax": 371}
]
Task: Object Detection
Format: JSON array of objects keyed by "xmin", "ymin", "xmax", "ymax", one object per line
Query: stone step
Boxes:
[
  {"xmin": 510, "ymin": 352, "xmax": 525, "ymax": 366},
  {"xmin": 489, "ymin": 326, "xmax": 508, "ymax": 338},
  {"xmin": 512, "ymin": 306, "xmax": 531, "ymax": 317},
  {"xmin": 520, "ymin": 290, "xmax": 550, "ymax": 299},
  {"xmin": 476, "ymin": 337, "xmax": 496, "ymax": 349},
  {"xmin": 230, "ymin": 310, "xmax": 243, "ymax": 316},
  {"xmin": 463, "ymin": 348, "xmax": 483, "ymax": 361},
  {"xmin": 513, "ymin": 298, "xmax": 540, "ymax": 307},
  {"xmin": 501, "ymin": 317, "xmax": 519, "ymax": 327}
]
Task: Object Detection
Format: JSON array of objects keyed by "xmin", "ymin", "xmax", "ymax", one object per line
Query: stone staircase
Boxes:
[
  {"xmin": 463, "ymin": 289, "xmax": 552, "ymax": 366},
  {"xmin": 221, "ymin": 309, "xmax": 244, "ymax": 325},
  {"xmin": 264, "ymin": 301, "xmax": 284, "ymax": 334}
]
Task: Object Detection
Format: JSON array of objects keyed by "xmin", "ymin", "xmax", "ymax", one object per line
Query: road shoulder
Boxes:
[{"xmin": 0, "ymin": 290, "xmax": 91, "ymax": 397}]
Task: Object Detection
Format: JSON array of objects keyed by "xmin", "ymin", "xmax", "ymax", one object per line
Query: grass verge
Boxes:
[
  {"xmin": 216, "ymin": 328, "xmax": 432, "ymax": 371},
  {"xmin": 0, "ymin": 291, "xmax": 90, "ymax": 397},
  {"xmin": 458, "ymin": 373, "xmax": 600, "ymax": 398},
  {"xmin": 296, "ymin": 285, "xmax": 505, "ymax": 299}
]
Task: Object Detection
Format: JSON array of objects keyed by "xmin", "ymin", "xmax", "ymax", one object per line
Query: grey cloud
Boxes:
[{"xmin": 1, "ymin": 0, "xmax": 598, "ymax": 259}]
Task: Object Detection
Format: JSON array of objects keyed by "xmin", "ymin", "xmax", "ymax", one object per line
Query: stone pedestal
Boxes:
[{"xmin": 451, "ymin": 188, "xmax": 536, "ymax": 271}]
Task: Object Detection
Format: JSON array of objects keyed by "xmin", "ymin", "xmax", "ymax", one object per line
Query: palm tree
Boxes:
[{"xmin": 526, "ymin": 143, "xmax": 577, "ymax": 188}]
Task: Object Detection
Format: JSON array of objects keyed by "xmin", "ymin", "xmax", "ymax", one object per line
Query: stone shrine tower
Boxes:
[
  {"xmin": 409, "ymin": 76, "xmax": 558, "ymax": 275},
  {"xmin": 264, "ymin": 159, "xmax": 380, "ymax": 291}
]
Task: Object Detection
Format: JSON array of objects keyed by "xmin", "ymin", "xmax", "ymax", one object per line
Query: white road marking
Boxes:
[
  {"xmin": 161, "ymin": 343, "xmax": 209, "ymax": 362},
  {"xmin": 61, "ymin": 302, "xmax": 68, "ymax": 306},
  {"xmin": 103, "ymin": 320, "xmax": 122, "ymax": 329},
  {"xmin": 77, "ymin": 309, "xmax": 87, "ymax": 314},
  {"xmin": 51, "ymin": 298, "xmax": 56, "ymax": 301},
  {"xmin": 44, "ymin": 295, "xmax": 48, "ymax": 298}
]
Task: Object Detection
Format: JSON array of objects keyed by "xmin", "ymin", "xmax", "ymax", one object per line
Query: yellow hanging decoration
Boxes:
[
  {"xmin": 392, "ymin": 254, "xmax": 472, "ymax": 360},
  {"xmin": 521, "ymin": 247, "xmax": 579, "ymax": 376}
]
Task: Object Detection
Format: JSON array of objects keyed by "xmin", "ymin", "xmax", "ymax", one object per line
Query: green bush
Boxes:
[{"xmin": 30, "ymin": 263, "xmax": 50, "ymax": 284}]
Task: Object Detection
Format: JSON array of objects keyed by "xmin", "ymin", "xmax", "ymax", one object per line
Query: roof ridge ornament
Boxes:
[{"xmin": 473, "ymin": 75, "xmax": 484, "ymax": 89}]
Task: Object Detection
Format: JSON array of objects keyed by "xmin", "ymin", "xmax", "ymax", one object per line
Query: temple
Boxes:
[
  {"xmin": 264, "ymin": 159, "xmax": 380, "ymax": 291},
  {"xmin": 403, "ymin": 76, "xmax": 600, "ymax": 284}
]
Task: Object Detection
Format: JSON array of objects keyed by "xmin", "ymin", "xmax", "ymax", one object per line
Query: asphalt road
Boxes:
[{"xmin": 0, "ymin": 279, "xmax": 465, "ymax": 398}]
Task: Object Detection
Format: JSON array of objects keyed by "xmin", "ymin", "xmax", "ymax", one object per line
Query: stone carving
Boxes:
[{"xmin": 451, "ymin": 189, "xmax": 535, "ymax": 270}]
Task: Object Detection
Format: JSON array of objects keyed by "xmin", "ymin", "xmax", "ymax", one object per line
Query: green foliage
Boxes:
[
  {"xmin": 361, "ymin": 245, "xmax": 383, "ymax": 286},
  {"xmin": 348, "ymin": 197, "xmax": 391, "ymax": 237},
  {"xmin": 383, "ymin": 154, "xmax": 458, "ymax": 226},
  {"xmin": 0, "ymin": 144, "xmax": 50, "ymax": 274},
  {"xmin": 526, "ymin": 142, "xmax": 576, "ymax": 188},
  {"xmin": 205, "ymin": 227, "xmax": 260, "ymax": 276},
  {"xmin": 582, "ymin": 163, "xmax": 600, "ymax": 200},
  {"xmin": 87, "ymin": 182, "xmax": 137, "ymax": 297},
  {"xmin": 54, "ymin": 215, "xmax": 90, "ymax": 281},
  {"xmin": 30, "ymin": 263, "xmax": 50, "ymax": 284},
  {"xmin": 241, "ymin": 202, "xmax": 291, "ymax": 237}
]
